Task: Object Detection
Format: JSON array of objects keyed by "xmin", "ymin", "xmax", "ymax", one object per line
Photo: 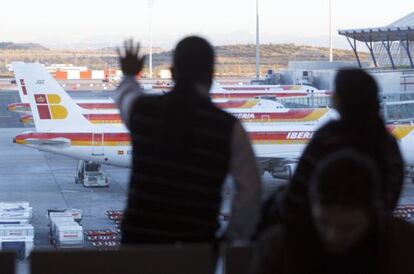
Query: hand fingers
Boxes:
[
  {"xmin": 133, "ymin": 42, "xmax": 141, "ymax": 57},
  {"xmin": 122, "ymin": 39, "xmax": 142, "ymax": 57},
  {"xmin": 128, "ymin": 39, "xmax": 134, "ymax": 55}
]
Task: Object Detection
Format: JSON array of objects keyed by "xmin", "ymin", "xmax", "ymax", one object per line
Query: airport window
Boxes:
[{"xmin": 2, "ymin": 1, "xmax": 414, "ymax": 273}]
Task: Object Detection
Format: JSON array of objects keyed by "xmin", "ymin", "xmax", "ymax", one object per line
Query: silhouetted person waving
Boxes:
[
  {"xmin": 276, "ymin": 69, "xmax": 404, "ymax": 227},
  {"xmin": 116, "ymin": 37, "xmax": 261, "ymax": 244},
  {"xmin": 250, "ymin": 150, "xmax": 414, "ymax": 274}
]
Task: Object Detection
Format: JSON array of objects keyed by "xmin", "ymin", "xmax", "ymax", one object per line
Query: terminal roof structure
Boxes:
[{"xmin": 338, "ymin": 12, "xmax": 414, "ymax": 69}]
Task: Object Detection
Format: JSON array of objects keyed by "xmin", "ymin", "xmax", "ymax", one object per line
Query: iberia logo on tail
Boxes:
[{"xmin": 34, "ymin": 94, "xmax": 68, "ymax": 120}]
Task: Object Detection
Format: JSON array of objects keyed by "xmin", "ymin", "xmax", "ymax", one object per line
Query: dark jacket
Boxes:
[
  {"xmin": 279, "ymin": 118, "xmax": 404, "ymax": 225},
  {"xmin": 122, "ymin": 86, "xmax": 237, "ymax": 244},
  {"xmin": 250, "ymin": 217, "xmax": 414, "ymax": 274}
]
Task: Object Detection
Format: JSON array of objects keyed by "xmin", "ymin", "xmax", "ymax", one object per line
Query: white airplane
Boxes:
[
  {"xmin": 214, "ymin": 98, "xmax": 337, "ymax": 124},
  {"xmin": 153, "ymin": 82, "xmax": 332, "ymax": 99},
  {"xmin": 13, "ymin": 63, "xmax": 414, "ymax": 179},
  {"xmin": 12, "ymin": 62, "xmax": 336, "ymax": 126}
]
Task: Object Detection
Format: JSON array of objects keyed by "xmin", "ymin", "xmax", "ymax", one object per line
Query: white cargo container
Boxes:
[
  {"xmin": 0, "ymin": 202, "xmax": 30, "ymax": 209},
  {"xmin": 92, "ymin": 70, "xmax": 105, "ymax": 80},
  {"xmin": 48, "ymin": 208, "xmax": 82, "ymax": 223},
  {"xmin": 50, "ymin": 217, "xmax": 75, "ymax": 235},
  {"xmin": 0, "ymin": 208, "xmax": 32, "ymax": 222},
  {"xmin": 0, "ymin": 224, "xmax": 34, "ymax": 237},
  {"xmin": 0, "ymin": 236, "xmax": 34, "ymax": 259},
  {"xmin": 55, "ymin": 223, "xmax": 83, "ymax": 248},
  {"xmin": 67, "ymin": 70, "xmax": 81, "ymax": 80},
  {"xmin": 48, "ymin": 211, "xmax": 73, "ymax": 223}
]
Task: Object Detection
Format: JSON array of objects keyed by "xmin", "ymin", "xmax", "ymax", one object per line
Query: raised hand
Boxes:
[{"xmin": 117, "ymin": 39, "xmax": 146, "ymax": 76}]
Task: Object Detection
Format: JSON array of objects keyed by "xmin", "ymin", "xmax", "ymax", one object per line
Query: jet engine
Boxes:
[{"xmin": 271, "ymin": 163, "xmax": 298, "ymax": 180}]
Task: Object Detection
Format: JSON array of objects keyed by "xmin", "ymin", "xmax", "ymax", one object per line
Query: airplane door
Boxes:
[
  {"xmin": 261, "ymin": 115, "xmax": 270, "ymax": 122},
  {"xmin": 92, "ymin": 133, "xmax": 104, "ymax": 156}
]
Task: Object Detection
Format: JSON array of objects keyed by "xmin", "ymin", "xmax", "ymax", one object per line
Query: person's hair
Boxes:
[
  {"xmin": 334, "ymin": 69, "xmax": 380, "ymax": 116},
  {"xmin": 172, "ymin": 36, "xmax": 215, "ymax": 86},
  {"xmin": 309, "ymin": 149, "xmax": 381, "ymax": 210}
]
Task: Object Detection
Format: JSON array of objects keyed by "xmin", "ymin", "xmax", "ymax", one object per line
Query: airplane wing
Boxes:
[{"xmin": 24, "ymin": 137, "xmax": 71, "ymax": 146}]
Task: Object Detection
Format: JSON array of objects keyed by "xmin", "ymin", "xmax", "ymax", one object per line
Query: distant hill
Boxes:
[
  {"xmin": 0, "ymin": 42, "xmax": 48, "ymax": 50},
  {"xmin": 151, "ymin": 43, "xmax": 368, "ymax": 67}
]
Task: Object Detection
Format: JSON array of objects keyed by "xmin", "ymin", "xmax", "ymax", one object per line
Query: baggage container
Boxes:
[
  {"xmin": 0, "ymin": 209, "xmax": 32, "ymax": 222},
  {"xmin": 0, "ymin": 224, "xmax": 34, "ymax": 237},
  {"xmin": 50, "ymin": 218, "xmax": 76, "ymax": 236},
  {"xmin": 48, "ymin": 209, "xmax": 82, "ymax": 223},
  {"xmin": 49, "ymin": 212, "xmax": 73, "ymax": 224},
  {"xmin": 0, "ymin": 236, "xmax": 34, "ymax": 259},
  {"xmin": 0, "ymin": 202, "xmax": 30, "ymax": 209},
  {"xmin": 55, "ymin": 224, "xmax": 83, "ymax": 248}
]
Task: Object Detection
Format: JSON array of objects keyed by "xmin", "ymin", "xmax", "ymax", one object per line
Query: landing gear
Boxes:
[
  {"xmin": 405, "ymin": 167, "xmax": 414, "ymax": 185},
  {"xmin": 75, "ymin": 160, "xmax": 109, "ymax": 187}
]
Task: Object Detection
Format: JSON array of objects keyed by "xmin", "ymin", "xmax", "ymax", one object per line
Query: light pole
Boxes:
[
  {"xmin": 329, "ymin": 0, "xmax": 333, "ymax": 62},
  {"xmin": 148, "ymin": 0, "xmax": 154, "ymax": 79},
  {"xmin": 255, "ymin": 0, "xmax": 260, "ymax": 79}
]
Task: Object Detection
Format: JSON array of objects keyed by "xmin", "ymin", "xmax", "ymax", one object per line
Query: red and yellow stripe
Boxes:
[
  {"xmin": 388, "ymin": 125, "xmax": 414, "ymax": 140},
  {"xmin": 15, "ymin": 125, "xmax": 414, "ymax": 148},
  {"xmin": 235, "ymin": 109, "xmax": 329, "ymax": 123},
  {"xmin": 211, "ymin": 92, "xmax": 311, "ymax": 99},
  {"xmin": 77, "ymin": 103, "xmax": 117, "ymax": 110},
  {"xmin": 18, "ymin": 114, "xmax": 123, "ymax": 125},
  {"xmin": 83, "ymin": 114, "xmax": 122, "ymax": 124},
  {"xmin": 15, "ymin": 132, "xmax": 130, "ymax": 146},
  {"xmin": 7, "ymin": 103, "xmax": 31, "ymax": 113},
  {"xmin": 215, "ymin": 100, "xmax": 260, "ymax": 109},
  {"xmin": 8, "ymin": 102, "xmax": 117, "ymax": 113},
  {"xmin": 20, "ymin": 114, "xmax": 33, "ymax": 124}
]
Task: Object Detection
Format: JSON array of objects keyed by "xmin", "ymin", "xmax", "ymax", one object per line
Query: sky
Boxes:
[{"xmin": 1, "ymin": 0, "xmax": 413, "ymax": 49}]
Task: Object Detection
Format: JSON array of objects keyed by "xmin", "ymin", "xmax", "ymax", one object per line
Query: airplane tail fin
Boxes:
[
  {"xmin": 12, "ymin": 62, "xmax": 95, "ymax": 132},
  {"xmin": 12, "ymin": 62, "xmax": 30, "ymax": 103}
]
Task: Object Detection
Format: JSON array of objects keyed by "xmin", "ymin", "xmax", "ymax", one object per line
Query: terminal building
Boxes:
[
  {"xmin": 277, "ymin": 12, "xmax": 414, "ymax": 122},
  {"xmin": 338, "ymin": 11, "xmax": 414, "ymax": 70},
  {"xmin": 338, "ymin": 11, "xmax": 414, "ymax": 94}
]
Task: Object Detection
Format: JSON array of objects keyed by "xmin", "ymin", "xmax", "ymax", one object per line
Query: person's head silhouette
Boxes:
[
  {"xmin": 309, "ymin": 149, "xmax": 382, "ymax": 255},
  {"xmin": 171, "ymin": 36, "xmax": 215, "ymax": 90},
  {"xmin": 333, "ymin": 69, "xmax": 380, "ymax": 119}
]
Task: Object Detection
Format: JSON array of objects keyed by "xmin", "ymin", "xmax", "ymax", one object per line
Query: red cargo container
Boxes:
[
  {"xmin": 80, "ymin": 70, "xmax": 92, "ymax": 80},
  {"xmin": 53, "ymin": 71, "xmax": 68, "ymax": 80}
]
